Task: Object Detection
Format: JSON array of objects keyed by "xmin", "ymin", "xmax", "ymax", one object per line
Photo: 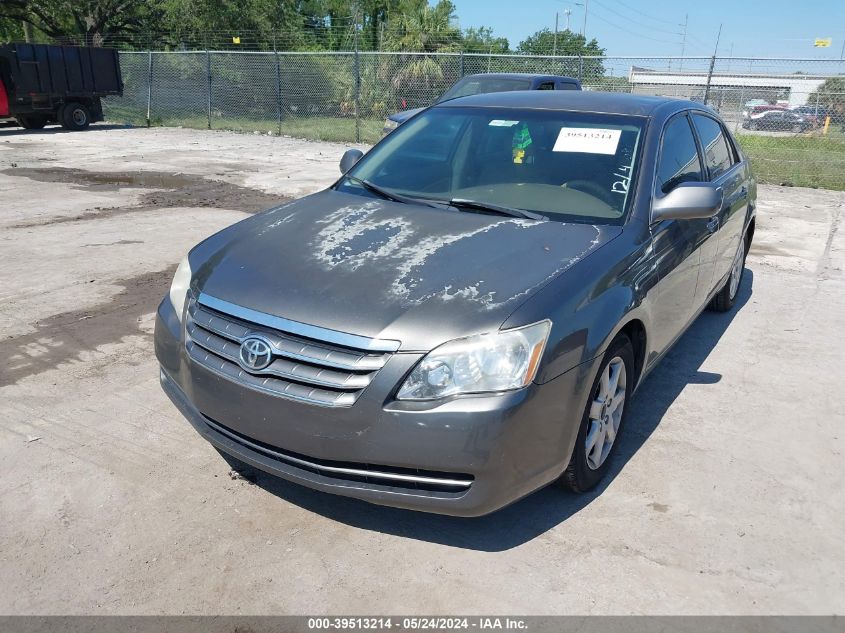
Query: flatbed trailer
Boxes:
[{"xmin": 0, "ymin": 43, "xmax": 122, "ymax": 130}]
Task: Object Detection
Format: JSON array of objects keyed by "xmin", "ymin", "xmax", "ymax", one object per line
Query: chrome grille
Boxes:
[{"xmin": 185, "ymin": 295, "xmax": 394, "ymax": 407}]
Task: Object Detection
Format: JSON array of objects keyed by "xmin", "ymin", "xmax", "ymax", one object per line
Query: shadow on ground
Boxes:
[
  {"xmin": 225, "ymin": 271, "xmax": 754, "ymax": 552},
  {"xmin": 0, "ymin": 123, "xmax": 132, "ymax": 135}
]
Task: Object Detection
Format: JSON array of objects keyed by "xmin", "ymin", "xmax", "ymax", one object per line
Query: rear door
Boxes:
[{"xmin": 690, "ymin": 113, "xmax": 748, "ymax": 302}]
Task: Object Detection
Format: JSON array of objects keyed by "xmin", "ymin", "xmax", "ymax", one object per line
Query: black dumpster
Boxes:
[{"xmin": 0, "ymin": 43, "xmax": 123, "ymax": 130}]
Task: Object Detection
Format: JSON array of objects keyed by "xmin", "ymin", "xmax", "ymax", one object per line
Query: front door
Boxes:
[{"xmin": 648, "ymin": 113, "xmax": 713, "ymax": 354}]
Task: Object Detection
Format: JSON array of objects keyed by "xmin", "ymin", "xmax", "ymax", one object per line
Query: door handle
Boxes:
[
  {"xmin": 706, "ymin": 217, "xmax": 720, "ymax": 233},
  {"xmin": 738, "ymin": 186, "xmax": 748, "ymax": 200}
]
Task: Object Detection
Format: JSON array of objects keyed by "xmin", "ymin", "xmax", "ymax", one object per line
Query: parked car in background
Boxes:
[
  {"xmin": 741, "ymin": 104, "xmax": 786, "ymax": 120},
  {"xmin": 791, "ymin": 105, "xmax": 832, "ymax": 127},
  {"xmin": 383, "ymin": 73, "xmax": 582, "ymax": 134},
  {"xmin": 742, "ymin": 109, "xmax": 811, "ymax": 132},
  {"xmin": 0, "ymin": 42, "xmax": 122, "ymax": 130},
  {"xmin": 743, "ymin": 99, "xmax": 769, "ymax": 108},
  {"xmin": 157, "ymin": 91, "xmax": 756, "ymax": 516}
]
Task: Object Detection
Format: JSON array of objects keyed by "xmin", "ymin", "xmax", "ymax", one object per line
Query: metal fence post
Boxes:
[
  {"xmin": 578, "ymin": 55, "xmax": 583, "ymax": 82},
  {"xmin": 206, "ymin": 50, "xmax": 212, "ymax": 130},
  {"xmin": 354, "ymin": 47, "xmax": 361, "ymax": 143},
  {"xmin": 274, "ymin": 48, "xmax": 283, "ymax": 136},
  {"xmin": 146, "ymin": 51, "xmax": 153, "ymax": 128},
  {"xmin": 459, "ymin": 51, "xmax": 464, "ymax": 78},
  {"xmin": 703, "ymin": 54, "xmax": 717, "ymax": 105}
]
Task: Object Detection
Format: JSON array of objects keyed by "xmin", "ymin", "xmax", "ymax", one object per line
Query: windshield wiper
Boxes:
[
  {"xmin": 344, "ymin": 175, "xmax": 438, "ymax": 207},
  {"xmin": 448, "ymin": 198, "xmax": 548, "ymax": 221}
]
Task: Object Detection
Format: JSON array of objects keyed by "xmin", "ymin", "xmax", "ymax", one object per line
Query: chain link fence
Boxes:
[{"xmin": 105, "ymin": 51, "xmax": 845, "ymax": 190}]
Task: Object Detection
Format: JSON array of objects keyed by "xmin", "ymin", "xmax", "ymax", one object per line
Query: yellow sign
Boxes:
[
  {"xmin": 232, "ymin": 36, "xmax": 241, "ymax": 44},
  {"xmin": 814, "ymin": 38, "xmax": 832, "ymax": 47}
]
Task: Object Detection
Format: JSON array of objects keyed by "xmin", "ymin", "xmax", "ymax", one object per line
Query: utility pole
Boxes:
[
  {"xmin": 553, "ymin": 12, "xmax": 559, "ymax": 56},
  {"xmin": 703, "ymin": 23, "xmax": 722, "ymax": 106},
  {"xmin": 565, "ymin": 9, "xmax": 572, "ymax": 31},
  {"xmin": 678, "ymin": 14, "xmax": 688, "ymax": 71},
  {"xmin": 582, "ymin": 0, "xmax": 589, "ymax": 39}
]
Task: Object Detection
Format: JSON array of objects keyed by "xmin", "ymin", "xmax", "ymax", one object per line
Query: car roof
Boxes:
[
  {"xmin": 435, "ymin": 90, "xmax": 702, "ymax": 117},
  {"xmin": 463, "ymin": 73, "xmax": 579, "ymax": 82}
]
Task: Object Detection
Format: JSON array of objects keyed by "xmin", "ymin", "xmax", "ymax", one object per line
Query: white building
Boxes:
[{"xmin": 628, "ymin": 66, "xmax": 830, "ymax": 108}]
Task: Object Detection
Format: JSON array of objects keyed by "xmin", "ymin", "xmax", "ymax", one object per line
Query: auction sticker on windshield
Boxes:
[{"xmin": 553, "ymin": 127, "xmax": 622, "ymax": 154}]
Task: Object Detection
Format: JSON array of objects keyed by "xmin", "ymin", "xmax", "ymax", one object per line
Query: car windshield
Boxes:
[
  {"xmin": 338, "ymin": 106, "xmax": 645, "ymax": 225},
  {"xmin": 439, "ymin": 77, "xmax": 533, "ymax": 102}
]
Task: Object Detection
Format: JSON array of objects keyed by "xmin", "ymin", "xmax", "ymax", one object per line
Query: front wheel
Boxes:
[
  {"xmin": 559, "ymin": 334, "xmax": 634, "ymax": 493},
  {"xmin": 709, "ymin": 235, "xmax": 746, "ymax": 312},
  {"xmin": 61, "ymin": 102, "xmax": 91, "ymax": 131}
]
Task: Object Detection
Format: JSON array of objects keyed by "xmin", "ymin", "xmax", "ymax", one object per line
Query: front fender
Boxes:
[{"xmin": 502, "ymin": 221, "xmax": 657, "ymax": 385}]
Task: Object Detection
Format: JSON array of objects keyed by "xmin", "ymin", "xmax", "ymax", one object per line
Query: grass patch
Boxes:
[{"xmin": 736, "ymin": 133, "xmax": 845, "ymax": 191}]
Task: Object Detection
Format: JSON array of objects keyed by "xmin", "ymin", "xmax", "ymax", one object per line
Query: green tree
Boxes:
[
  {"xmin": 807, "ymin": 77, "xmax": 845, "ymax": 116},
  {"xmin": 384, "ymin": 0, "xmax": 461, "ymax": 53},
  {"xmin": 516, "ymin": 28, "xmax": 605, "ymax": 79},
  {"xmin": 516, "ymin": 28, "xmax": 603, "ymax": 57},
  {"xmin": 0, "ymin": 18, "xmax": 25, "ymax": 43},
  {"xmin": 0, "ymin": 0, "xmax": 162, "ymax": 46},
  {"xmin": 462, "ymin": 26, "xmax": 508, "ymax": 54}
]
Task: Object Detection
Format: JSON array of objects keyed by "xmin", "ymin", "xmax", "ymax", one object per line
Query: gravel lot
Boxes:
[{"xmin": 1, "ymin": 125, "xmax": 843, "ymax": 615}]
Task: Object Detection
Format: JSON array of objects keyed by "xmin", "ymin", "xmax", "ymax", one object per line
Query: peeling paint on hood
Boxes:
[{"xmin": 195, "ymin": 190, "xmax": 621, "ymax": 350}]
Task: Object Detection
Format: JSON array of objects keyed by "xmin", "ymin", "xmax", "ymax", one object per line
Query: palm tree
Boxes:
[{"xmin": 383, "ymin": 0, "xmax": 461, "ymax": 107}]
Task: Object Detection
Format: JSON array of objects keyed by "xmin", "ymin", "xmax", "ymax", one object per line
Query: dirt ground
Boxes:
[{"xmin": 1, "ymin": 125, "xmax": 843, "ymax": 615}]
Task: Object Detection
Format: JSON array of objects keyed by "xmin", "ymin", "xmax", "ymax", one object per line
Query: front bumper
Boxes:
[{"xmin": 155, "ymin": 298, "xmax": 599, "ymax": 516}]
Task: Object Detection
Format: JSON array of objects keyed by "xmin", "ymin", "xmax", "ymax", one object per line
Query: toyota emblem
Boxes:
[{"xmin": 239, "ymin": 336, "xmax": 273, "ymax": 371}]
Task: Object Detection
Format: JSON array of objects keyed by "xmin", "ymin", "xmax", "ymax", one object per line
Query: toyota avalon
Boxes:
[{"xmin": 155, "ymin": 91, "xmax": 756, "ymax": 516}]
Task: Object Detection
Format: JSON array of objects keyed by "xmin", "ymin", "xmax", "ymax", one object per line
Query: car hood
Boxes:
[{"xmin": 194, "ymin": 190, "xmax": 621, "ymax": 351}]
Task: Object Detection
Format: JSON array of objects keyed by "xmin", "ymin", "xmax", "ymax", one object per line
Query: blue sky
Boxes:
[{"xmin": 450, "ymin": 0, "xmax": 845, "ymax": 58}]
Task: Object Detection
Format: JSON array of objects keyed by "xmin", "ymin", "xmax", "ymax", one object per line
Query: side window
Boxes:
[
  {"xmin": 537, "ymin": 82, "xmax": 555, "ymax": 90},
  {"xmin": 692, "ymin": 114, "xmax": 734, "ymax": 179},
  {"xmin": 656, "ymin": 115, "xmax": 703, "ymax": 194},
  {"xmin": 558, "ymin": 81, "xmax": 579, "ymax": 90}
]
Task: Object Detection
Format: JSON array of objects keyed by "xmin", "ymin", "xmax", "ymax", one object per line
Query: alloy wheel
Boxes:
[
  {"xmin": 585, "ymin": 357, "xmax": 627, "ymax": 470},
  {"xmin": 729, "ymin": 239, "xmax": 745, "ymax": 300}
]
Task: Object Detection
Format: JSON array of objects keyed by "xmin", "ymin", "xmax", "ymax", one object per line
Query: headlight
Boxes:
[
  {"xmin": 169, "ymin": 255, "xmax": 192, "ymax": 322},
  {"xmin": 396, "ymin": 320, "xmax": 551, "ymax": 401},
  {"xmin": 383, "ymin": 118, "xmax": 399, "ymax": 133}
]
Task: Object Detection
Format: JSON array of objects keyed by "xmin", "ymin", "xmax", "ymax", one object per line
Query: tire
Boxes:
[
  {"xmin": 749, "ymin": 121, "xmax": 758, "ymax": 131},
  {"xmin": 792, "ymin": 124, "xmax": 802, "ymax": 133},
  {"xmin": 709, "ymin": 234, "xmax": 747, "ymax": 312},
  {"xmin": 16, "ymin": 115, "xmax": 48, "ymax": 130},
  {"xmin": 61, "ymin": 102, "xmax": 91, "ymax": 130},
  {"xmin": 560, "ymin": 334, "xmax": 634, "ymax": 493}
]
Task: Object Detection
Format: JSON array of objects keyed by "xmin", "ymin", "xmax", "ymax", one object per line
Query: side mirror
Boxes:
[
  {"xmin": 652, "ymin": 182, "xmax": 723, "ymax": 222},
  {"xmin": 339, "ymin": 148, "xmax": 364, "ymax": 174}
]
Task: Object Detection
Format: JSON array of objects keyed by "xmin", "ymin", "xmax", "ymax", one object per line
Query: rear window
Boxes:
[{"xmin": 440, "ymin": 77, "xmax": 532, "ymax": 101}]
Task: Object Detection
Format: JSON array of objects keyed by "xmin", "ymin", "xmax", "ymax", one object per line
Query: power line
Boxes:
[
  {"xmin": 600, "ymin": 0, "xmax": 680, "ymax": 26},
  {"xmin": 591, "ymin": 0, "xmax": 682, "ymax": 36},
  {"xmin": 587, "ymin": 5, "xmax": 679, "ymax": 44}
]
